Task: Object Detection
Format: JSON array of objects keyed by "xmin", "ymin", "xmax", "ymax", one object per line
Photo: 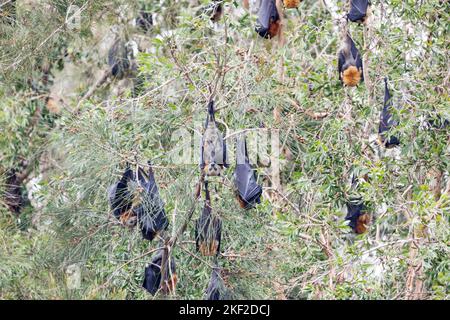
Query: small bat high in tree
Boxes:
[
  {"xmin": 205, "ymin": 1, "xmax": 223, "ymax": 22},
  {"xmin": 347, "ymin": 0, "xmax": 370, "ymax": 23},
  {"xmin": 234, "ymin": 135, "xmax": 263, "ymax": 209},
  {"xmin": 255, "ymin": 0, "xmax": 280, "ymax": 39},
  {"xmin": 3, "ymin": 169, "xmax": 24, "ymax": 214},
  {"xmin": 378, "ymin": 78, "xmax": 400, "ymax": 148},
  {"xmin": 136, "ymin": 8, "xmax": 153, "ymax": 32},
  {"xmin": 195, "ymin": 182, "xmax": 222, "ymax": 256},
  {"xmin": 135, "ymin": 162, "xmax": 169, "ymax": 241},
  {"xmin": 108, "ymin": 166, "xmax": 135, "ymax": 225},
  {"xmin": 143, "ymin": 250, "xmax": 177, "ymax": 295},
  {"xmin": 200, "ymin": 101, "xmax": 227, "ymax": 176},
  {"xmin": 108, "ymin": 39, "xmax": 138, "ymax": 79},
  {"xmin": 345, "ymin": 201, "xmax": 370, "ymax": 234},
  {"xmin": 338, "ymin": 34, "xmax": 364, "ymax": 87},
  {"xmin": 205, "ymin": 267, "xmax": 228, "ymax": 300}
]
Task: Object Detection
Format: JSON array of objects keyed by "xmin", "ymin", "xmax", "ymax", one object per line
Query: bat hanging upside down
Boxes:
[
  {"xmin": 200, "ymin": 100, "xmax": 228, "ymax": 177},
  {"xmin": 108, "ymin": 166, "xmax": 136, "ymax": 227},
  {"xmin": 108, "ymin": 162, "xmax": 169, "ymax": 237},
  {"xmin": 345, "ymin": 201, "xmax": 371, "ymax": 234},
  {"xmin": 378, "ymin": 78, "xmax": 400, "ymax": 148},
  {"xmin": 205, "ymin": 267, "xmax": 228, "ymax": 300},
  {"xmin": 255, "ymin": 0, "xmax": 281, "ymax": 39},
  {"xmin": 338, "ymin": 34, "xmax": 364, "ymax": 87},
  {"xmin": 143, "ymin": 250, "xmax": 177, "ymax": 295},
  {"xmin": 234, "ymin": 135, "xmax": 263, "ymax": 209},
  {"xmin": 195, "ymin": 182, "xmax": 222, "ymax": 256},
  {"xmin": 347, "ymin": 0, "xmax": 371, "ymax": 24},
  {"xmin": 135, "ymin": 162, "xmax": 169, "ymax": 241}
]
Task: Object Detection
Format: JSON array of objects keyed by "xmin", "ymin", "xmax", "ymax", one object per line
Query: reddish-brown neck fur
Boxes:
[{"xmin": 342, "ymin": 66, "xmax": 361, "ymax": 87}]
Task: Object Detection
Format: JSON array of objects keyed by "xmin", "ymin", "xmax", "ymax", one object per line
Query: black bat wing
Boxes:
[
  {"xmin": 338, "ymin": 50, "xmax": 346, "ymax": 82},
  {"xmin": 212, "ymin": 215, "xmax": 222, "ymax": 254},
  {"xmin": 378, "ymin": 78, "xmax": 400, "ymax": 146},
  {"xmin": 222, "ymin": 133, "xmax": 228, "ymax": 167},
  {"xmin": 379, "ymin": 78, "xmax": 393, "ymax": 135},
  {"xmin": 138, "ymin": 206, "xmax": 168, "ymax": 241},
  {"xmin": 200, "ymin": 134, "xmax": 206, "ymax": 169},
  {"xmin": 349, "ymin": 36, "xmax": 364, "ymax": 80},
  {"xmin": 136, "ymin": 10, "xmax": 153, "ymax": 31},
  {"xmin": 110, "ymin": 167, "xmax": 133, "ymax": 218},
  {"xmin": 345, "ymin": 202, "xmax": 364, "ymax": 231},
  {"xmin": 206, "ymin": 268, "xmax": 224, "ymax": 300},
  {"xmin": 255, "ymin": 0, "xmax": 278, "ymax": 38},
  {"xmin": 348, "ymin": 0, "xmax": 369, "ymax": 22},
  {"xmin": 235, "ymin": 164, "xmax": 263, "ymax": 208},
  {"xmin": 143, "ymin": 252, "xmax": 163, "ymax": 295}
]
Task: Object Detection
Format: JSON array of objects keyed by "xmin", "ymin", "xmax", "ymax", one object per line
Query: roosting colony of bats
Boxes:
[
  {"xmin": 3, "ymin": 0, "xmax": 447, "ymax": 299},
  {"xmin": 105, "ymin": 0, "xmax": 389, "ymax": 300}
]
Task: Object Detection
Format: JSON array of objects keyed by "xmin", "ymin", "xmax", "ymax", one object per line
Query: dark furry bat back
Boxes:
[
  {"xmin": 234, "ymin": 136, "xmax": 262, "ymax": 209},
  {"xmin": 255, "ymin": 0, "xmax": 280, "ymax": 39}
]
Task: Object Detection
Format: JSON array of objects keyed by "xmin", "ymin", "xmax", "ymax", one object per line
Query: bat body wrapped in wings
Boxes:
[
  {"xmin": 205, "ymin": 267, "xmax": 228, "ymax": 300},
  {"xmin": 338, "ymin": 34, "xmax": 364, "ymax": 87},
  {"xmin": 205, "ymin": 0, "xmax": 223, "ymax": 22},
  {"xmin": 143, "ymin": 250, "xmax": 177, "ymax": 295},
  {"xmin": 200, "ymin": 101, "xmax": 228, "ymax": 176},
  {"xmin": 347, "ymin": 0, "xmax": 370, "ymax": 23},
  {"xmin": 234, "ymin": 136, "xmax": 263, "ymax": 209},
  {"xmin": 135, "ymin": 162, "xmax": 169, "ymax": 241},
  {"xmin": 378, "ymin": 78, "xmax": 400, "ymax": 148},
  {"xmin": 255, "ymin": 0, "xmax": 280, "ymax": 39},
  {"xmin": 195, "ymin": 182, "xmax": 222, "ymax": 256},
  {"xmin": 136, "ymin": 9, "xmax": 153, "ymax": 32},
  {"xmin": 345, "ymin": 201, "xmax": 370, "ymax": 234},
  {"xmin": 108, "ymin": 166, "xmax": 136, "ymax": 226}
]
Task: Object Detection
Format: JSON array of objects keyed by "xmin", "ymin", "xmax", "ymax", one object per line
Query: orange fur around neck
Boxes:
[
  {"xmin": 355, "ymin": 213, "xmax": 371, "ymax": 234},
  {"xmin": 284, "ymin": 0, "xmax": 300, "ymax": 8},
  {"xmin": 268, "ymin": 20, "xmax": 280, "ymax": 38},
  {"xmin": 199, "ymin": 240, "xmax": 219, "ymax": 256},
  {"xmin": 342, "ymin": 66, "xmax": 361, "ymax": 87}
]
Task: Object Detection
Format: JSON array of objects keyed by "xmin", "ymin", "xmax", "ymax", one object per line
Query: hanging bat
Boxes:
[
  {"xmin": 143, "ymin": 250, "xmax": 177, "ymax": 295},
  {"xmin": 108, "ymin": 39, "xmax": 138, "ymax": 79},
  {"xmin": 108, "ymin": 39, "xmax": 130, "ymax": 79},
  {"xmin": 338, "ymin": 34, "xmax": 364, "ymax": 87},
  {"xmin": 136, "ymin": 162, "xmax": 169, "ymax": 241},
  {"xmin": 204, "ymin": 1, "xmax": 223, "ymax": 22},
  {"xmin": 205, "ymin": 267, "xmax": 227, "ymax": 300},
  {"xmin": 255, "ymin": 0, "xmax": 280, "ymax": 39},
  {"xmin": 3, "ymin": 169, "xmax": 24, "ymax": 214},
  {"xmin": 347, "ymin": 0, "xmax": 370, "ymax": 23},
  {"xmin": 426, "ymin": 117, "xmax": 449, "ymax": 130},
  {"xmin": 200, "ymin": 101, "xmax": 228, "ymax": 177},
  {"xmin": 195, "ymin": 182, "xmax": 222, "ymax": 256},
  {"xmin": 234, "ymin": 135, "xmax": 263, "ymax": 209},
  {"xmin": 136, "ymin": 8, "xmax": 153, "ymax": 32},
  {"xmin": 108, "ymin": 166, "xmax": 134, "ymax": 219},
  {"xmin": 345, "ymin": 201, "xmax": 370, "ymax": 234},
  {"xmin": 378, "ymin": 78, "xmax": 400, "ymax": 148}
]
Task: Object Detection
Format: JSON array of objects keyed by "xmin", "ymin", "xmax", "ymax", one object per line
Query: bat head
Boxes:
[
  {"xmin": 268, "ymin": 19, "xmax": 280, "ymax": 38},
  {"xmin": 204, "ymin": 163, "xmax": 222, "ymax": 176},
  {"xmin": 355, "ymin": 212, "xmax": 371, "ymax": 234},
  {"xmin": 210, "ymin": 2, "xmax": 223, "ymax": 22},
  {"xmin": 119, "ymin": 209, "xmax": 137, "ymax": 227},
  {"xmin": 342, "ymin": 66, "xmax": 361, "ymax": 87},
  {"xmin": 283, "ymin": 0, "xmax": 301, "ymax": 9}
]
